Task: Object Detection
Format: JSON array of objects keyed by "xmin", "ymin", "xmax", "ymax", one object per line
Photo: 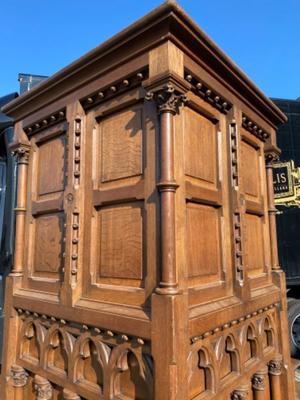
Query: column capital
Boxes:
[
  {"xmin": 11, "ymin": 144, "xmax": 31, "ymax": 164},
  {"xmin": 34, "ymin": 375, "xmax": 53, "ymax": 400},
  {"xmin": 10, "ymin": 364, "xmax": 28, "ymax": 388},
  {"xmin": 144, "ymin": 72, "xmax": 190, "ymax": 115},
  {"xmin": 231, "ymin": 384, "xmax": 249, "ymax": 399},
  {"xmin": 264, "ymin": 144, "xmax": 280, "ymax": 166},
  {"xmin": 252, "ymin": 367, "xmax": 268, "ymax": 391},
  {"xmin": 268, "ymin": 355, "xmax": 283, "ymax": 376}
]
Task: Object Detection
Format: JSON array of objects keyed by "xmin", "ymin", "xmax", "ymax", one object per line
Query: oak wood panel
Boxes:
[
  {"xmin": 184, "ymin": 107, "xmax": 217, "ymax": 187},
  {"xmin": 185, "ymin": 181, "xmax": 222, "ymax": 206},
  {"xmin": 186, "ymin": 202, "xmax": 222, "ymax": 285},
  {"xmin": 83, "ymin": 96, "xmax": 158, "ymax": 307},
  {"xmin": 100, "ymin": 106, "xmax": 143, "ymax": 184},
  {"xmin": 177, "ymin": 102, "xmax": 232, "ymax": 307},
  {"xmin": 97, "ymin": 202, "xmax": 143, "ymax": 282},
  {"xmin": 33, "ymin": 212, "xmax": 64, "ymax": 277},
  {"xmin": 244, "ymin": 213, "xmax": 265, "ymax": 277},
  {"xmin": 37, "ymin": 135, "xmax": 66, "ymax": 197},
  {"xmin": 240, "ymin": 139, "xmax": 260, "ymax": 200},
  {"xmin": 18, "ymin": 127, "xmax": 68, "ymax": 296}
]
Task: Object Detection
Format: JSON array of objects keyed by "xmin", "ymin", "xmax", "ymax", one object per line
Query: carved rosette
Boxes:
[
  {"xmin": 34, "ymin": 375, "xmax": 53, "ymax": 400},
  {"xmin": 268, "ymin": 356, "xmax": 283, "ymax": 376},
  {"xmin": 10, "ymin": 364, "xmax": 28, "ymax": 388},
  {"xmin": 145, "ymin": 83, "xmax": 187, "ymax": 115},
  {"xmin": 252, "ymin": 373, "xmax": 266, "ymax": 391},
  {"xmin": 12, "ymin": 145, "xmax": 30, "ymax": 165}
]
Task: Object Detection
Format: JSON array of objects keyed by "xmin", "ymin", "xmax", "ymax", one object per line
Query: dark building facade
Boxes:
[
  {"xmin": 272, "ymin": 97, "xmax": 300, "ymax": 357},
  {"xmin": 273, "ymin": 98, "xmax": 300, "ymax": 287}
]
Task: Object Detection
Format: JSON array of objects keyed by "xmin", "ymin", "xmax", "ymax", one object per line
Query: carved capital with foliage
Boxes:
[
  {"xmin": 231, "ymin": 384, "xmax": 249, "ymax": 400},
  {"xmin": 146, "ymin": 82, "xmax": 187, "ymax": 114},
  {"xmin": 34, "ymin": 375, "xmax": 53, "ymax": 400},
  {"xmin": 268, "ymin": 356, "xmax": 283, "ymax": 376},
  {"xmin": 252, "ymin": 373, "xmax": 266, "ymax": 391},
  {"xmin": 11, "ymin": 364, "xmax": 28, "ymax": 388},
  {"xmin": 12, "ymin": 145, "xmax": 30, "ymax": 165},
  {"xmin": 265, "ymin": 151, "xmax": 280, "ymax": 166}
]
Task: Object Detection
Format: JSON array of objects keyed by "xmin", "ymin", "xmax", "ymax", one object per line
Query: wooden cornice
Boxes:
[{"xmin": 2, "ymin": 0, "xmax": 286, "ymax": 127}]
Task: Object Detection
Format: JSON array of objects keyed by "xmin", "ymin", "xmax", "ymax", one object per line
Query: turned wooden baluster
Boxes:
[
  {"xmin": 11, "ymin": 365, "xmax": 28, "ymax": 400},
  {"xmin": 34, "ymin": 375, "xmax": 53, "ymax": 400},
  {"xmin": 63, "ymin": 389, "xmax": 81, "ymax": 399},
  {"xmin": 11, "ymin": 145, "xmax": 30, "ymax": 275},
  {"xmin": 268, "ymin": 355, "xmax": 283, "ymax": 400},
  {"xmin": 252, "ymin": 367, "xmax": 270, "ymax": 400}
]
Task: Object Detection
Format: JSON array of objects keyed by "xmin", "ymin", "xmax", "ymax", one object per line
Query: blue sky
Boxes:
[{"xmin": 1, "ymin": 0, "xmax": 299, "ymax": 99}]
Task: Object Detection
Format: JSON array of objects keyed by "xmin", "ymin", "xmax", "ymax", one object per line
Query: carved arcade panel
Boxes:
[
  {"xmin": 189, "ymin": 303, "xmax": 279, "ymax": 399},
  {"xmin": 16, "ymin": 309, "xmax": 153, "ymax": 400}
]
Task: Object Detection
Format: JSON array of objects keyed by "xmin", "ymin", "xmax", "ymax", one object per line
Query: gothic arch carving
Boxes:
[
  {"xmin": 71, "ymin": 333, "xmax": 110, "ymax": 394},
  {"xmin": 19, "ymin": 319, "xmax": 44, "ymax": 364},
  {"xmin": 109, "ymin": 343, "xmax": 153, "ymax": 400},
  {"xmin": 258, "ymin": 316, "xmax": 275, "ymax": 350},
  {"xmin": 218, "ymin": 335, "xmax": 240, "ymax": 380},
  {"xmin": 188, "ymin": 346, "xmax": 216, "ymax": 398},
  {"xmin": 43, "ymin": 326, "xmax": 74, "ymax": 376},
  {"xmin": 240, "ymin": 323, "xmax": 259, "ymax": 363}
]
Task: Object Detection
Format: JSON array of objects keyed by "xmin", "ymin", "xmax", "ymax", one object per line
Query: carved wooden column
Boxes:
[
  {"xmin": 145, "ymin": 78, "xmax": 188, "ymax": 294},
  {"xmin": 265, "ymin": 147, "xmax": 280, "ymax": 270},
  {"xmin": 63, "ymin": 388, "xmax": 81, "ymax": 399},
  {"xmin": 11, "ymin": 144, "xmax": 30, "ymax": 275},
  {"xmin": 144, "ymin": 68, "xmax": 190, "ymax": 398},
  {"xmin": 268, "ymin": 355, "xmax": 283, "ymax": 400},
  {"xmin": 10, "ymin": 365, "xmax": 28, "ymax": 400},
  {"xmin": 34, "ymin": 375, "xmax": 53, "ymax": 400},
  {"xmin": 231, "ymin": 383, "xmax": 250, "ymax": 399},
  {"xmin": 252, "ymin": 367, "xmax": 270, "ymax": 400}
]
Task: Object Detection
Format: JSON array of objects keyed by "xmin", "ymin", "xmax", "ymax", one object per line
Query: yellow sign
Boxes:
[{"xmin": 274, "ymin": 160, "xmax": 300, "ymax": 207}]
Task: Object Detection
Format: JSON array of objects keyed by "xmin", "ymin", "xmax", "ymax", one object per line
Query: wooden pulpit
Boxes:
[{"xmin": 0, "ymin": 1, "xmax": 295, "ymax": 399}]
